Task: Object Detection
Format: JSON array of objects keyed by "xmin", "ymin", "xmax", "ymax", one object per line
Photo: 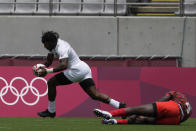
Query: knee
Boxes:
[
  {"xmin": 90, "ymin": 93, "xmax": 100, "ymax": 100},
  {"xmin": 127, "ymin": 115, "xmax": 137, "ymax": 122},
  {"xmin": 47, "ymin": 77, "xmax": 56, "ymax": 87}
]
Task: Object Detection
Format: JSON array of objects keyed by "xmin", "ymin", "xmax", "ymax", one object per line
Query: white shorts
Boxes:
[{"xmin": 63, "ymin": 61, "xmax": 92, "ymax": 82}]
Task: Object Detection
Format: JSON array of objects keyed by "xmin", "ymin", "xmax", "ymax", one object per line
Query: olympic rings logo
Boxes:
[{"xmin": 0, "ymin": 77, "xmax": 48, "ymax": 106}]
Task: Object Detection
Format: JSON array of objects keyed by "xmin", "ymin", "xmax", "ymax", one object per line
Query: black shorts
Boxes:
[
  {"xmin": 54, "ymin": 72, "xmax": 95, "ymax": 88},
  {"xmin": 79, "ymin": 78, "xmax": 95, "ymax": 89},
  {"xmin": 54, "ymin": 72, "xmax": 73, "ymax": 85}
]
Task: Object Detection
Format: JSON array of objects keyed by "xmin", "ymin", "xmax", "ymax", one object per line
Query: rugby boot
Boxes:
[
  {"xmin": 37, "ymin": 109, "xmax": 56, "ymax": 118},
  {"xmin": 93, "ymin": 109, "xmax": 112, "ymax": 120},
  {"xmin": 102, "ymin": 119, "xmax": 117, "ymax": 125}
]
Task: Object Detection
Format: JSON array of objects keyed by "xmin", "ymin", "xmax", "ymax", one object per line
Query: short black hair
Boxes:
[{"xmin": 41, "ymin": 31, "xmax": 59, "ymax": 44}]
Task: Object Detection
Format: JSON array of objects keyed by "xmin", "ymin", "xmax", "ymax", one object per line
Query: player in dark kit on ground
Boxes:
[
  {"xmin": 94, "ymin": 91, "xmax": 192, "ymax": 125},
  {"xmin": 34, "ymin": 31, "xmax": 126, "ymax": 118}
]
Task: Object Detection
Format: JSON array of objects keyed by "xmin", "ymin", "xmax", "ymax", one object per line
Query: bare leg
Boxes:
[
  {"xmin": 47, "ymin": 76, "xmax": 58, "ymax": 101},
  {"xmin": 82, "ymin": 85, "xmax": 111, "ymax": 103},
  {"xmin": 127, "ymin": 115, "xmax": 156, "ymax": 124},
  {"xmin": 94, "ymin": 104, "xmax": 155, "ymax": 121},
  {"xmin": 102, "ymin": 115, "xmax": 156, "ymax": 125},
  {"xmin": 125, "ymin": 104, "xmax": 155, "ymax": 117},
  {"xmin": 37, "ymin": 76, "xmax": 59, "ymax": 117},
  {"xmin": 80, "ymin": 78, "xmax": 124, "ymax": 109},
  {"xmin": 104, "ymin": 104, "xmax": 155, "ymax": 118}
]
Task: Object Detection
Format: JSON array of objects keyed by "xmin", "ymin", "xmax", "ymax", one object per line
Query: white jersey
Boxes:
[
  {"xmin": 50, "ymin": 39, "xmax": 81, "ymax": 68},
  {"xmin": 50, "ymin": 39, "xmax": 92, "ymax": 82}
]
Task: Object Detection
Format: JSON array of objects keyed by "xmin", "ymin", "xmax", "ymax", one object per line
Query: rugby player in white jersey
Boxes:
[{"xmin": 36, "ymin": 31, "xmax": 126, "ymax": 118}]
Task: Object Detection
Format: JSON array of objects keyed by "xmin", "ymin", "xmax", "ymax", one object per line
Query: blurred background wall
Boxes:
[{"xmin": 0, "ymin": 16, "xmax": 195, "ymax": 67}]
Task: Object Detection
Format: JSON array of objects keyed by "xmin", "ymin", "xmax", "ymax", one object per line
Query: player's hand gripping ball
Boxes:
[{"xmin": 32, "ymin": 64, "xmax": 47, "ymax": 77}]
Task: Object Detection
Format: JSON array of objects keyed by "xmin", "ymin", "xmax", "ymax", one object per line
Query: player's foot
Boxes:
[
  {"xmin": 37, "ymin": 109, "xmax": 56, "ymax": 118},
  {"xmin": 93, "ymin": 109, "xmax": 112, "ymax": 120},
  {"xmin": 102, "ymin": 119, "xmax": 117, "ymax": 125},
  {"xmin": 119, "ymin": 102, "xmax": 126, "ymax": 108}
]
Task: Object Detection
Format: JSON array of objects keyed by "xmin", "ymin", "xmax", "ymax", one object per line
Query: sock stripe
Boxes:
[{"xmin": 116, "ymin": 119, "xmax": 129, "ymax": 124}]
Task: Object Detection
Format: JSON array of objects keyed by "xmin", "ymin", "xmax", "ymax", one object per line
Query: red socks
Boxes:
[
  {"xmin": 109, "ymin": 108, "xmax": 128, "ymax": 124},
  {"xmin": 116, "ymin": 119, "xmax": 129, "ymax": 124},
  {"xmin": 109, "ymin": 108, "xmax": 126, "ymax": 116}
]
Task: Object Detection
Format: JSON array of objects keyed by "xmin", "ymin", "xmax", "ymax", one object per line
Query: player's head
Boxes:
[{"xmin": 41, "ymin": 31, "xmax": 59, "ymax": 51}]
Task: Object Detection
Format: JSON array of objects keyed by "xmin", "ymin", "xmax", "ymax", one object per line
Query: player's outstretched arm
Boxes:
[
  {"xmin": 50, "ymin": 58, "xmax": 68, "ymax": 73},
  {"xmin": 44, "ymin": 53, "xmax": 54, "ymax": 67},
  {"xmin": 38, "ymin": 58, "xmax": 68, "ymax": 75}
]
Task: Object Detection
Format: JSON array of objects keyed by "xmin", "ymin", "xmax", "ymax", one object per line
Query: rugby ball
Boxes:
[{"xmin": 32, "ymin": 64, "xmax": 47, "ymax": 77}]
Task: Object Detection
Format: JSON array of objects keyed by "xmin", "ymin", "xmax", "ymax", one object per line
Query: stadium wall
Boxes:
[
  {"xmin": 0, "ymin": 16, "xmax": 117, "ymax": 56},
  {"xmin": 0, "ymin": 16, "xmax": 195, "ymax": 66},
  {"xmin": 118, "ymin": 17, "xmax": 184, "ymax": 57},
  {"xmin": 0, "ymin": 67, "xmax": 195, "ymax": 117},
  {"xmin": 182, "ymin": 18, "xmax": 196, "ymax": 67}
]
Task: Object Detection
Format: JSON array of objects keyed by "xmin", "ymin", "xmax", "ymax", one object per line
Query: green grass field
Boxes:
[{"xmin": 0, "ymin": 118, "xmax": 195, "ymax": 131}]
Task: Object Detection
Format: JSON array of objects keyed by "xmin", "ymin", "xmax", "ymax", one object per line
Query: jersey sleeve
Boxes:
[{"xmin": 57, "ymin": 47, "xmax": 69, "ymax": 60}]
